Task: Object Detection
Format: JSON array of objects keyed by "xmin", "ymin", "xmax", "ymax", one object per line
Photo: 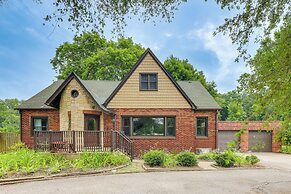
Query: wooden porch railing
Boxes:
[{"xmin": 34, "ymin": 130, "xmax": 134, "ymax": 159}]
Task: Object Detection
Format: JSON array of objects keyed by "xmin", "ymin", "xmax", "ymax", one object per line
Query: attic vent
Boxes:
[{"xmin": 71, "ymin": 90, "xmax": 79, "ymax": 98}]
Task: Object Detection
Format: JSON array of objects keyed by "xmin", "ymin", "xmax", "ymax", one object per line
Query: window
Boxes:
[
  {"xmin": 196, "ymin": 117, "xmax": 208, "ymax": 137},
  {"xmin": 140, "ymin": 73, "xmax": 157, "ymax": 90},
  {"xmin": 121, "ymin": 116, "xmax": 175, "ymax": 137},
  {"xmin": 31, "ymin": 117, "xmax": 48, "ymax": 135},
  {"xmin": 71, "ymin": 90, "xmax": 79, "ymax": 98}
]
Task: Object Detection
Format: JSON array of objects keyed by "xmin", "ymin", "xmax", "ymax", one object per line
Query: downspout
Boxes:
[{"xmin": 19, "ymin": 110, "xmax": 22, "ymax": 142}]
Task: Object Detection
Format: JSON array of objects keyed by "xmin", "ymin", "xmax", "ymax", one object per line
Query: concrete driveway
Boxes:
[{"xmin": 253, "ymin": 152, "xmax": 291, "ymax": 171}]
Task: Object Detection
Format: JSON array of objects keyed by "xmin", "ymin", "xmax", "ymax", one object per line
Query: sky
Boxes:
[{"xmin": 0, "ymin": 0, "xmax": 255, "ymax": 100}]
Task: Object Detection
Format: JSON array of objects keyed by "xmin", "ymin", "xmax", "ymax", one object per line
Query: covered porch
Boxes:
[{"xmin": 33, "ymin": 130, "xmax": 134, "ymax": 159}]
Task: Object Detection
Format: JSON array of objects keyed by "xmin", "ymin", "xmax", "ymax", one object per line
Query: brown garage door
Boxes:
[
  {"xmin": 218, "ymin": 131, "xmax": 237, "ymax": 151},
  {"xmin": 248, "ymin": 131, "xmax": 272, "ymax": 152}
]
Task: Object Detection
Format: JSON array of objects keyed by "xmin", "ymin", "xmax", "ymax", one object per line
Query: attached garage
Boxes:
[
  {"xmin": 248, "ymin": 131, "xmax": 272, "ymax": 152},
  {"xmin": 218, "ymin": 131, "xmax": 237, "ymax": 151}
]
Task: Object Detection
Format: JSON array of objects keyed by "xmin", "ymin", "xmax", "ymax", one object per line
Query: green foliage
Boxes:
[
  {"xmin": 239, "ymin": 20, "xmax": 291, "ymax": 147},
  {"xmin": 216, "ymin": 90, "xmax": 263, "ymax": 121},
  {"xmin": 276, "ymin": 123, "xmax": 291, "ymax": 146},
  {"xmin": 52, "ymin": 33, "xmax": 144, "ymax": 80},
  {"xmin": 0, "ymin": 149, "xmax": 129, "ymax": 178},
  {"xmin": 245, "ymin": 155, "xmax": 260, "ymax": 165},
  {"xmin": 214, "ymin": 150, "xmax": 236, "ymax": 167},
  {"xmin": 164, "ymin": 55, "xmax": 218, "ymax": 97},
  {"xmin": 227, "ymin": 126, "xmax": 247, "ymax": 150},
  {"xmin": 281, "ymin": 145, "xmax": 291, "ymax": 154},
  {"xmin": 8, "ymin": 142, "xmax": 27, "ymax": 151},
  {"xmin": 142, "ymin": 150, "xmax": 167, "ymax": 167},
  {"xmin": 175, "ymin": 152, "xmax": 197, "ymax": 167},
  {"xmin": 0, "ymin": 99, "xmax": 21, "ymax": 133},
  {"xmin": 73, "ymin": 152, "xmax": 129, "ymax": 169},
  {"xmin": 196, "ymin": 152, "xmax": 217, "ymax": 161},
  {"xmin": 214, "ymin": 150, "xmax": 260, "ymax": 167}
]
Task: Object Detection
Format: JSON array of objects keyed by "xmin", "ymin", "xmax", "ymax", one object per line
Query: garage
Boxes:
[
  {"xmin": 218, "ymin": 131, "xmax": 237, "ymax": 151},
  {"xmin": 248, "ymin": 131, "xmax": 272, "ymax": 152}
]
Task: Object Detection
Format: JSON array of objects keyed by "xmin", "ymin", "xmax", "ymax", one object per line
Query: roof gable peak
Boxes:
[{"xmin": 104, "ymin": 48, "xmax": 196, "ymax": 109}]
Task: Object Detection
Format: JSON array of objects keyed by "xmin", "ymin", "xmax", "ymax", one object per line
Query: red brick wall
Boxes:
[
  {"xmin": 218, "ymin": 121, "xmax": 281, "ymax": 152},
  {"xmin": 20, "ymin": 109, "xmax": 60, "ymax": 148},
  {"xmin": 108, "ymin": 108, "xmax": 218, "ymax": 156}
]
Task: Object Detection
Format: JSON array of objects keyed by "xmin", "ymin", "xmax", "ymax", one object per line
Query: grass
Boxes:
[{"xmin": 0, "ymin": 148, "xmax": 130, "ymax": 179}]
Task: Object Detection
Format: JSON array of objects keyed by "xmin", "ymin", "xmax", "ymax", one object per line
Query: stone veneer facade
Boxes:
[{"xmin": 59, "ymin": 78, "xmax": 104, "ymax": 131}]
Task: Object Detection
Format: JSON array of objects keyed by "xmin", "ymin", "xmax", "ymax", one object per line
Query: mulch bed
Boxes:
[{"xmin": 142, "ymin": 164, "xmax": 202, "ymax": 172}]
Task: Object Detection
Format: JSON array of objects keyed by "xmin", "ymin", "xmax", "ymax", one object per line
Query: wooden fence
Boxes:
[{"xmin": 0, "ymin": 132, "xmax": 20, "ymax": 152}]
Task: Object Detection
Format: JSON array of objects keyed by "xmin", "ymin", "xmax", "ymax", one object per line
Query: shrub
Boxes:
[
  {"xmin": 214, "ymin": 150, "xmax": 236, "ymax": 167},
  {"xmin": 176, "ymin": 152, "xmax": 197, "ymax": 167},
  {"xmin": 282, "ymin": 145, "xmax": 291, "ymax": 154},
  {"xmin": 142, "ymin": 150, "xmax": 167, "ymax": 167},
  {"xmin": 197, "ymin": 152, "xmax": 217, "ymax": 161},
  {"xmin": 245, "ymin": 155, "xmax": 260, "ymax": 165},
  {"xmin": 8, "ymin": 142, "xmax": 27, "ymax": 151}
]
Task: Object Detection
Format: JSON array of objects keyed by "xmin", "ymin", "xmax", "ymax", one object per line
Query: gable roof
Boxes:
[
  {"xmin": 18, "ymin": 80, "xmax": 221, "ymax": 110},
  {"xmin": 18, "ymin": 80, "xmax": 63, "ymax": 110},
  {"xmin": 18, "ymin": 49, "xmax": 221, "ymax": 111},
  {"xmin": 44, "ymin": 72, "xmax": 115, "ymax": 113},
  {"xmin": 104, "ymin": 48, "xmax": 196, "ymax": 109}
]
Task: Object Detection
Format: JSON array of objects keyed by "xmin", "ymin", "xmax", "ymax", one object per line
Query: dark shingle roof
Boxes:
[
  {"xmin": 18, "ymin": 80, "xmax": 63, "ymax": 109},
  {"xmin": 18, "ymin": 80, "xmax": 221, "ymax": 110},
  {"xmin": 177, "ymin": 81, "xmax": 221, "ymax": 110}
]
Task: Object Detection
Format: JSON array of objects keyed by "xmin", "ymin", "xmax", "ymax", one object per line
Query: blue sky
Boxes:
[{"xmin": 0, "ymin": 0, "xmax": 254, "ymax": 100}]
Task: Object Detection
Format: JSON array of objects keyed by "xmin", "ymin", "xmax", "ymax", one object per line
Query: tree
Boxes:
[
  {"xmin": 2, "ymin": 0, "xmax": 289, "ymax": 59},
  {"xmin": 216, "ymin": 90, "xmax": 263, "ymax": 121},
  {"xmin": 53, "ymin": 32, "xmax": 218, "ymax": 96},
  {"xmin": 238, "ymin": 19, "xmax": 291, "ymax": 145},
  {"xmin": 164, "ymin": 55, "xmax": 218, "ymax": 97},
  {"xmin": 0, "ymin": 99, "xmax": 21, "ymax": 133},
  {"xmin": 52, "ymin": 32, "xmax": 144, "ymax": 80}
]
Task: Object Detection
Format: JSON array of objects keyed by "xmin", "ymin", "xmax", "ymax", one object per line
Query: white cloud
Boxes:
[
  {"xmin": 24, "ymin": 27, "xmax": 49, "ymax": 43},
  {"xmin": 188, "ymin": 23, "xmax": 250, "ymax": 92},
  {"xmin": 165, "ymin": 32, "xmax": 173, "ymax": 38}
]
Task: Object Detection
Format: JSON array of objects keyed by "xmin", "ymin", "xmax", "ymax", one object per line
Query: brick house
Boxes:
[{"xmin": 18, "ymin": 48, "xmax": 221, "ymax": 156}]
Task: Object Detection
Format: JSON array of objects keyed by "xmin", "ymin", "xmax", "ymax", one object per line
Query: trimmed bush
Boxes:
[
  {"xmin": 214, "ymin": 150, "xmax": 236, "ymax": 167},
  {"xmin": 176, "ymin": 152, "xmax": 197, "ymax": 167},
  {"xmin": 245, "ymin": 155, "xmax": 260, "ymax": 165},
  {"xmin": 143, "ymin": 150, "xmax": 167, "ymax": 167}
]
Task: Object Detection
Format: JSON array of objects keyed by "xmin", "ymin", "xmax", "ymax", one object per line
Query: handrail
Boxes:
[{"xmin": 111, "ymin": 129, "xmax": 134, "ymax": 160}]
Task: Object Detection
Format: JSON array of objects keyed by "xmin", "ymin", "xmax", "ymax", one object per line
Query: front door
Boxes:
[
  {"xmin": 84, "ymin": 114, "xmax": 100, "ymax": 149},
  {"xmin": 84, "ymin": 114, "xmax": 100, "ymax": 131}
]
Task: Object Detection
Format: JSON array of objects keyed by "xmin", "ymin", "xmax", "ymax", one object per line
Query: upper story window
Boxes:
[
  {"xmin": 196, "ymin": 117, "xmax": 208, "ymax": 137},
  {"xmin": 71, "ymin": 90, "xmax": 79, "ymax": 98},
  {"xmin": 140, "ymin": 73, "xmax": 158, "ymax": 91}
]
